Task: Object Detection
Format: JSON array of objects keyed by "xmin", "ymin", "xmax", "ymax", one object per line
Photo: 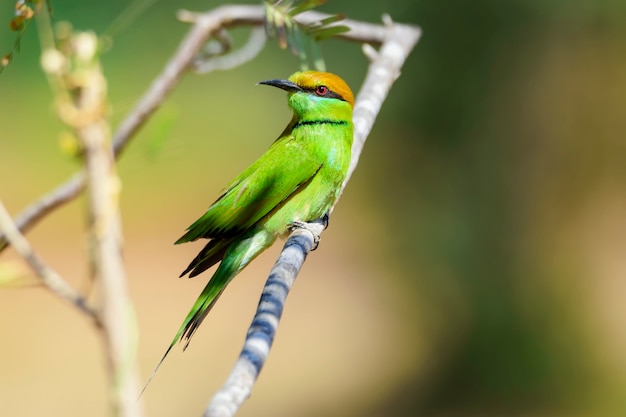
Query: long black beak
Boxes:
[{"xmin": 257, "ymin": 79, "xmax": 302, "ymax": 93}]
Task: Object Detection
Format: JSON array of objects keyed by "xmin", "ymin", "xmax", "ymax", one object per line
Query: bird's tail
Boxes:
[{"xmin": 140, "ymin": 230, "xmax": 274, "ymax": 396}]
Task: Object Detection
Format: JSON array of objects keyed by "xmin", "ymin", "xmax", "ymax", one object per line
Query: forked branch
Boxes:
[{"xmin": 0, "ymin": 4, "xmax": 420, "ymax": 417}]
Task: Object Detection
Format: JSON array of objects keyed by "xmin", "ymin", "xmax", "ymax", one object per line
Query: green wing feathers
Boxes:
[
  {"xmin": 176, "ymin": 139, "xmax": 322, "ymax": 246},
  {"xmin": 178, "ymin": 237, "xmax": 236, "ymax": 278},
  {"xmin": 142, "ymin": 233, "xmax": 268, "ymax": 393},
  {"xmin": 174, "ymin": 230, "xmax": 274, "ymax": 349},
  {"xmin": 170, "ymin": 136, "xmax": 325, "ymax": 349}
]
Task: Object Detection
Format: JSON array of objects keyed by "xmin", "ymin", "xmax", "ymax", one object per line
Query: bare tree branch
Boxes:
[
  {"xmin": 0, "ymin": 172, "xmax": 84, "ymax": 253},
  {"xmin": 204, "ymin": 13, "xmax": 422, "ymax": 417},
  {"xmin": 335, "ymin": 14, "xmax": 422, "ymax": 210},
  {"xmin": 0, "ymin": 4, "xmax": 408, "ymax": 254},
  {"xmin": 0, "ymin": 198, "xmax": 98, "ymax": 319},
  {"xmin": 206, "ymin": 225, "xmax": 322, "ymax": 417},
  {"xmin": 40, "ymin": 28, "xmax": 144, "ymax": 417},
  {"xmin": 81, "ymin": 99, "xmax": 144, "ymax": 417},
  {"xmin": 82, "ymin": 117, "xmax": 143, "ymax": 417},
  {"xmin": 71, "ymin": 36, "xmax": 143, "ymax": 417}
]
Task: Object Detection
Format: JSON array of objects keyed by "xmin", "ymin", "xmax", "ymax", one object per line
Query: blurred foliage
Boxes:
[
  {"xmin": 1, "ymin": 1, "xmax": 626, "ymax": 417},
  {"xmin": 264, "ymin": 0, "xmax": 349, "ymax": 71}
]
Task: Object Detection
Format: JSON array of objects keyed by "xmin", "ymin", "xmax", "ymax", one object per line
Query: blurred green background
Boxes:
[{"xmin": 1, "ymin": 0, "xmax": 626, "ymax": 416}]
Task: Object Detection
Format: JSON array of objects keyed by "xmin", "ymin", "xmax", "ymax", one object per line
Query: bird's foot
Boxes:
[{"xmin": 289, "ymin": 215, "xmax": 329, "ymax": 251}]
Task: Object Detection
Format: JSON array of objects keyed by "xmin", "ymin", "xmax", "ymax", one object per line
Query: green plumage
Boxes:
[{"xmin": 148, "ymin": 71, "xmax": 354, "ymax": 382}]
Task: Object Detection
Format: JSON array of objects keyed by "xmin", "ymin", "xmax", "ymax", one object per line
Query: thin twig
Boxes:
[
  {"xmin": 0, "ymin": 199, "xmax": 98, "ymax": 320},
  {"xmin": 0, "ymin": 5, "xmax": 406, "ymax": 254},
  {"xmin": 203, "ymin": 13, "xmax": 422, "ymax": 417},
  {"xmin": 192, "ymin": 26, "xmax": 266, "ymax": 73}
]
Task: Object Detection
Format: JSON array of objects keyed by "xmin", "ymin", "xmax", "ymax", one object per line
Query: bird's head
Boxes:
[{"xmin": 259, "ymin": 71, "xmax": 354, "ymax": 117}]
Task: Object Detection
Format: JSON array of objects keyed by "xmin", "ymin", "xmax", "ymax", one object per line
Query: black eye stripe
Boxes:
[{"xmin": 303, "ymin": 87, "xmax": 346, "ymax": 102}]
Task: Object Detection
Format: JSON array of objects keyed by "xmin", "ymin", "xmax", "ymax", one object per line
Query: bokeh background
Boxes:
[{"xmin": 1, "ymin": 0, "xmax": 626, "ymax": 416}]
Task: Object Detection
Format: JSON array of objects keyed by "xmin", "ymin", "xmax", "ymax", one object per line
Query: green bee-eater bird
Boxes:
[{"xmin": 149, "ymin": 71, "xmax": 354, "ymax": 380}]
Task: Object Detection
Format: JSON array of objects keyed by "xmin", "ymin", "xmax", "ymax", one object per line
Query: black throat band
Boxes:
[{"xmin": 293, "ymin": 119, "xmax": 349, "ymax": 129}]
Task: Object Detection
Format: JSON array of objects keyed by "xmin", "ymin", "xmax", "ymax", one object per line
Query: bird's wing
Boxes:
[{"xmin": 176, "ymin": 138, "xmax": 322, "ymax": 243}]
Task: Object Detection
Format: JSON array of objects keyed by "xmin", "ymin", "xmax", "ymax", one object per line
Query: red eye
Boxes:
[{"xmin": 315, "ymin": 85, "xmax": 328, "ymax": 96}]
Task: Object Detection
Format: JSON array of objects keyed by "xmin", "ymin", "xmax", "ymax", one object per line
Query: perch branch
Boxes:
[
  {"xmin": 204, "ymin": 13, "xmax": 422, "ymax": 417},
  {"xmin": 206, "ymin": 225, "xmax": 322, "ymax": 417},
  {"xmin": 0, "ymin": 4, "xmax": 413, "ymax": 254},
  {"xmin": 335, "ymin": 14, "xmax": 422, "ymax": 209}
]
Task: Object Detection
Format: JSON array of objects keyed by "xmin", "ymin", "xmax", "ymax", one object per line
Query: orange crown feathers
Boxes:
[{"xmin": 289, "ymin": 71, "xmax": 355, "ymax": 108}]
